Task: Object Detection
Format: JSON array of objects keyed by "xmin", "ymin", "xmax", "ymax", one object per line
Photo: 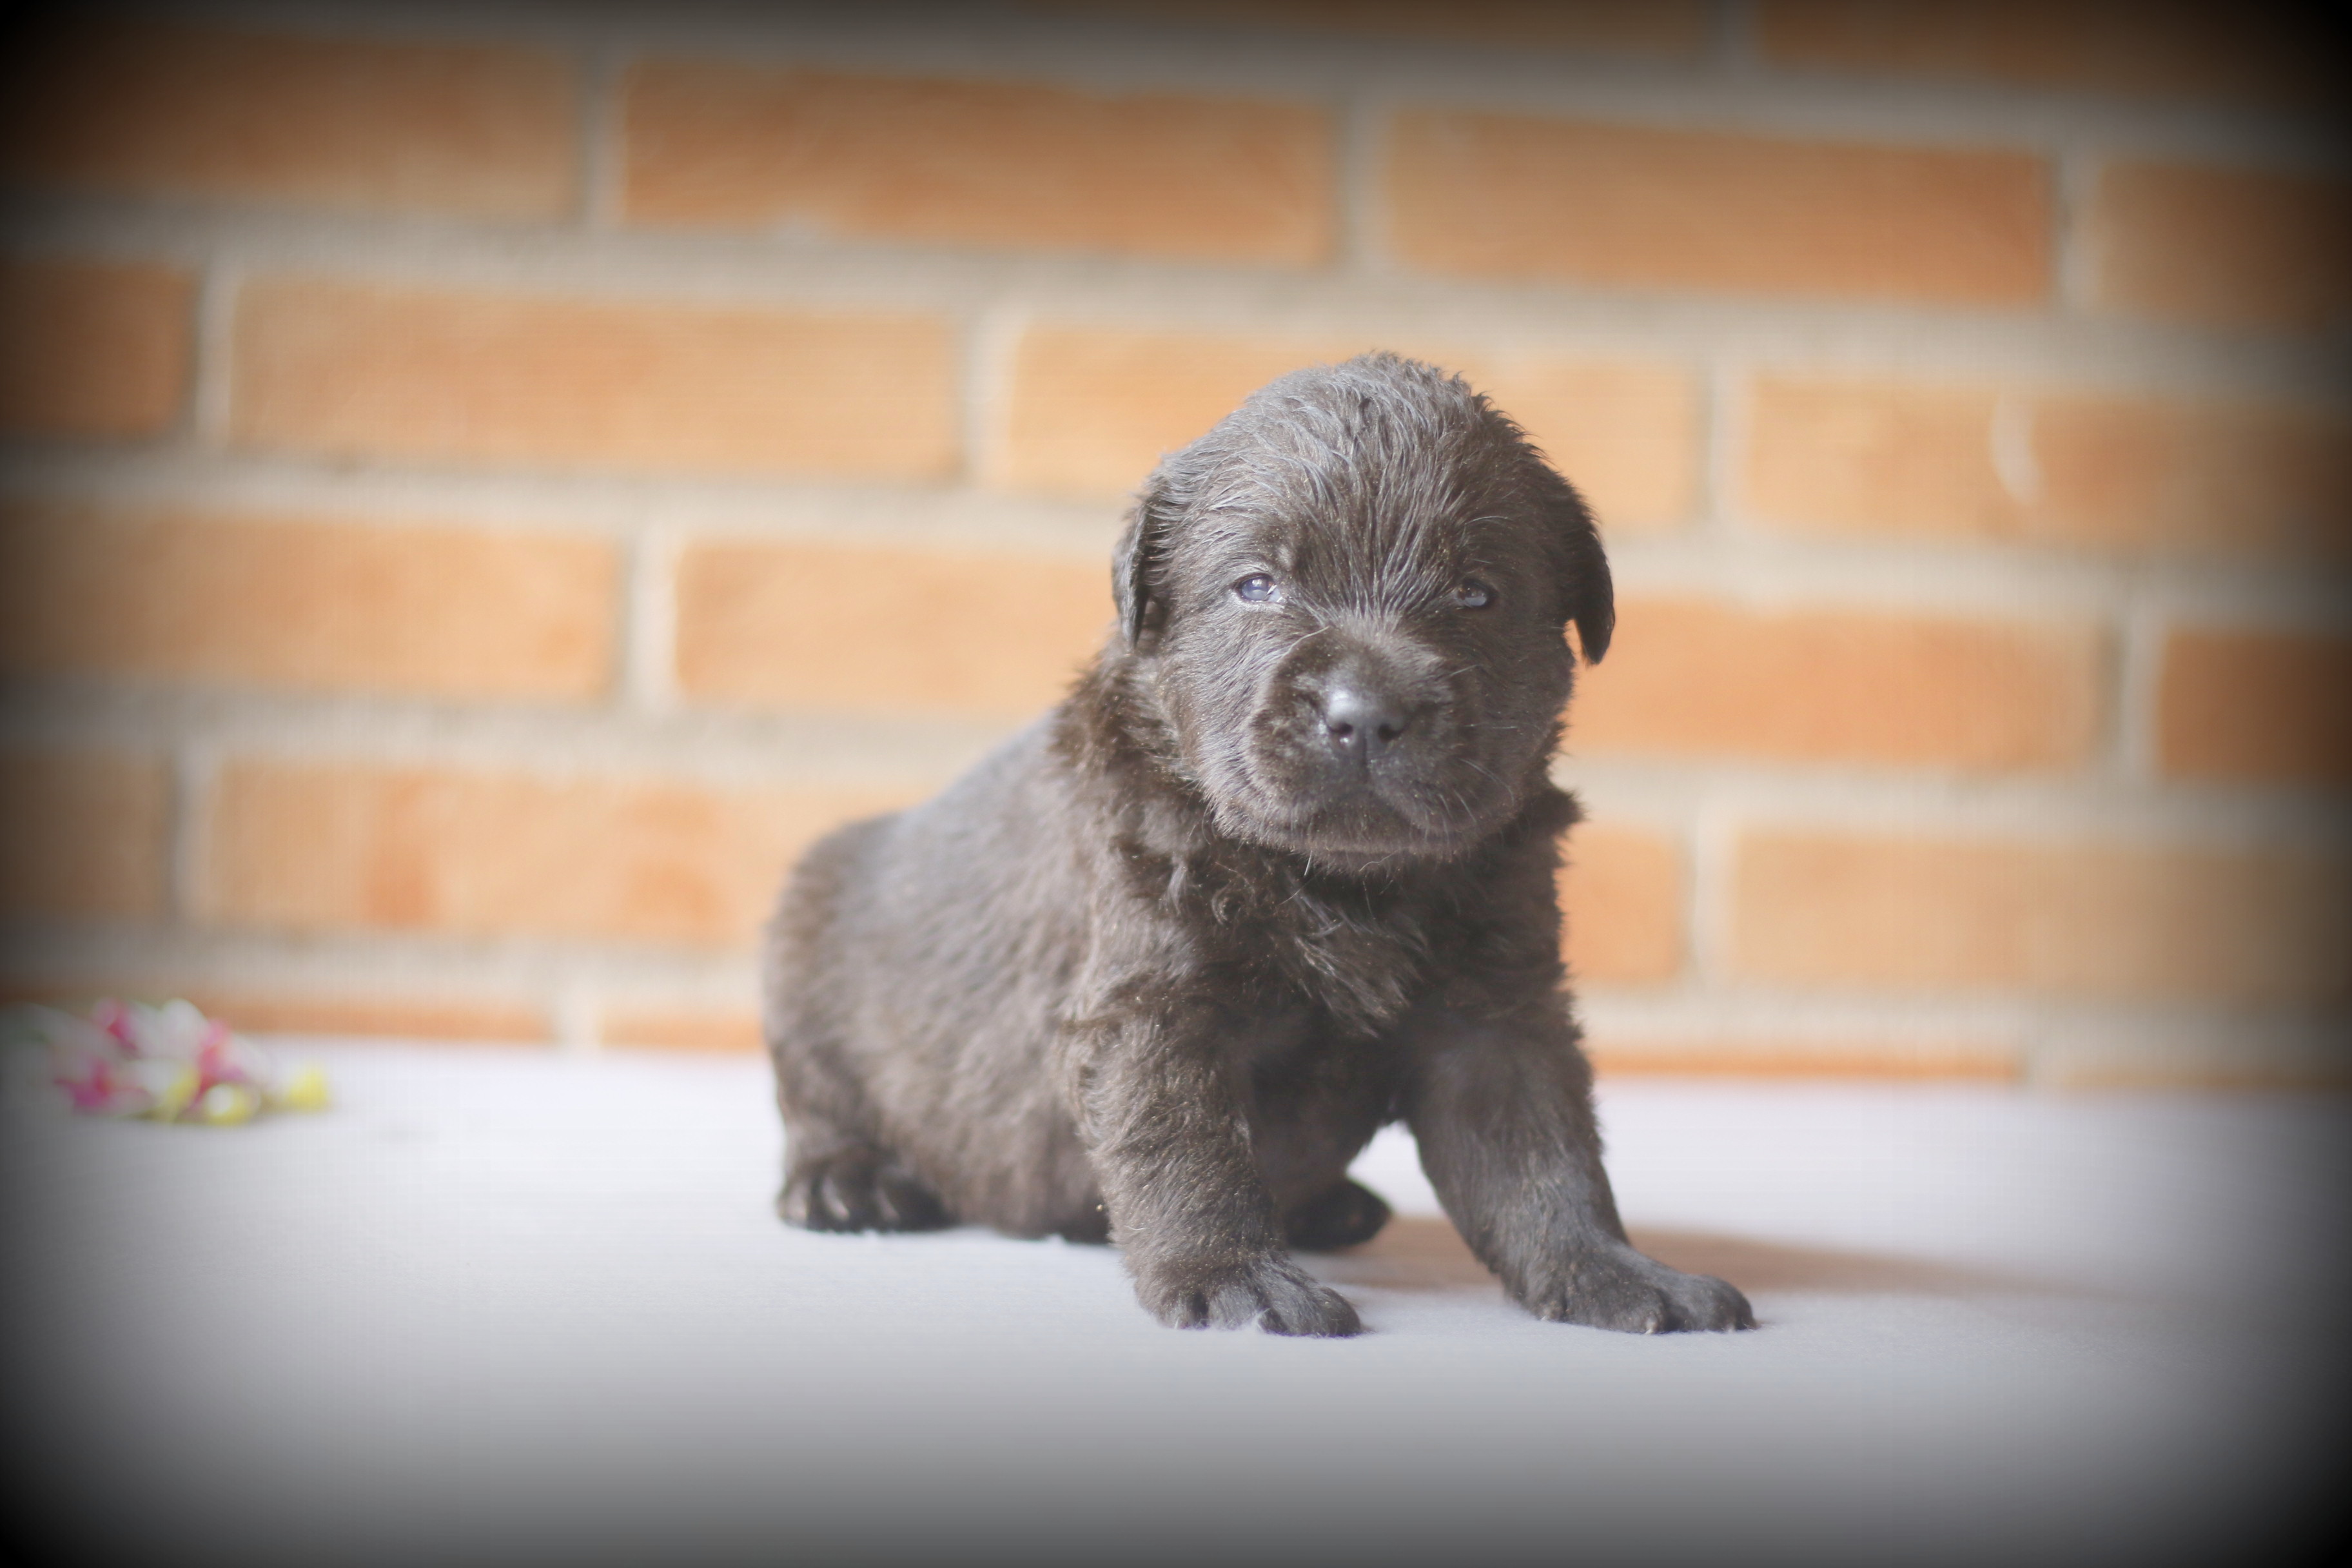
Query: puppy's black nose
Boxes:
[{"xmin": 1320, "ymin": 686, "xmax": 1409, "ymax": 761}]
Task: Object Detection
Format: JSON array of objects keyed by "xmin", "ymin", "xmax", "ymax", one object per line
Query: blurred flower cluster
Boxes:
[{"xmin": 8, "ymin": 999, "xmax": 329, "ymax": 1126}]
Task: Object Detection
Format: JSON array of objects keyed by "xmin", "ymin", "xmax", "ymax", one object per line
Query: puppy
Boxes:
[{"xmin": 765, "ymin": 353, "xmax": 1752, "ymax": 1338}]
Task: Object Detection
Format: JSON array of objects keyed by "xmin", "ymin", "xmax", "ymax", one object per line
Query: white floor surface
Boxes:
[{"xmin": 4, "ymin": 1044, "xmax": 2346, "ymax": 1567}]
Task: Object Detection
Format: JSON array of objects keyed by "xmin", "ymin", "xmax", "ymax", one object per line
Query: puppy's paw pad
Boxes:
[
  {"xmin": 1146, "ymin": 1257, "xmax": 1364, "ymax": 1338},
  {"xmin": 778, "ymin": 1150, "xmax": 952, "ymax": 1233}
]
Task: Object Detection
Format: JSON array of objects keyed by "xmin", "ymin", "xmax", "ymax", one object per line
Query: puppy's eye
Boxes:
[
  {"xmin": 1233, "ymin": 574, "xmax": 1281, "ymax": 604},
  {"xmin": 1453, "ymin": 580, "xmax": 1495, "ymax": 611}
]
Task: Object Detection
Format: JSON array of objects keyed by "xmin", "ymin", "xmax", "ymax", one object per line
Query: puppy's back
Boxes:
[{"xmin": 764, "ymin": 720, "xmax": 1102, "ymax": 1233}]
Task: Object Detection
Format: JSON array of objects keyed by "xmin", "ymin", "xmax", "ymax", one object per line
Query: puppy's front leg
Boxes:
[
  {"xmin": 1070, "ymin": 998, "xmax": 1362, "ymax": 1337},
  {"xmin": 1405, "ymin": 1007, "xmax": 1753, "ymax": 1333}
]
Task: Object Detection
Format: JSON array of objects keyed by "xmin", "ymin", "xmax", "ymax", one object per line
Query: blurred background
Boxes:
[{"xmin": 0, "ymin": 0, "xmax": 2344, "ymax": 1086}]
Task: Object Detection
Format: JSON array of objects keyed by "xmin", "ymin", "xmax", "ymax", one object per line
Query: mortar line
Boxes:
[
  {"xmin": 1710, "ymin": 0, "xmax": 1761, "ymax": 75},
  {"xmin": 189, "ymin": 253, "xmax": 240, "ymax": 449},
  {"xmin": 621, "ymin": 511, "xmax": 680, "ymax": 714},
  {"xmin": 15, "ymin": 678, "xmax": 2338, "ymax": 846},
  {"xmin": 553, "ymin": 972, "xmax": 602, "ymax": 1056},
  {"xmin": 1685, "ymin": 795, "xmax": 1741, "ymax": 994},
  {"xmin": 579, "ymin": 32, "xmax": 628, "ymax": 233},
  {"xmin": 1665, "ymin": 808, "xmax": 1706, "ymax": 995},
  {"xmin": 2110, "ymin": 592, "xmax": 2170, "ymax": 785},
  {"xmin": 22, "ymin": 199, "xmax": 2340, "ymax": 404},
  {"xmin": 1336, "ymin": 87, "xmax": 1387, "ymax": 279},
  {"xmin": 166, "ymin": 741, "xmax": 220, "ymax": 928},
  {"xmin": 198, "ymin": 0, "xmax": 2342, "ymax": 168},
  {"xmin": 2053, "ymin": 142, "xmax": 2104, "ymax": 318},
  {"xmin": 963, "ymin": 300, "xmax": 1030, "ymax": 493},
  {"xmin": 1699, "ymin": 352, "xmax": 1746, "ymax": 541}
]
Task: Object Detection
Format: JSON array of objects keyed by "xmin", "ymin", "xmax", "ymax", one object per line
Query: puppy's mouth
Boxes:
[
  {"xmin": 1228, "ymin": 794, "xmax": 1482, "ymax": 865},
  {"xmin": 1210, "ymin": 699, "xmax": 1518, "ymax": 863}
]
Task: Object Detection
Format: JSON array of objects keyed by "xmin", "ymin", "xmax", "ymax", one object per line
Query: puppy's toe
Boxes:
[
  {"xmin": 1524, "ymin": 1245, "xmax": 1754, "ymax": 1335},
  {"xmin": 1669, "ymin": 1269, "xmax": 1756, "ymax": 1333},
  {"xmin": 1144, "ymin": 1257, "xmax": 1364, "ymax": 1337},
  {"xmin": 778, "ymin": 1150, "xmax": 952, "ymax": 1233},
  {"xmin": 1253, "ymin": 1275, "xmax": 1364, "ymax": 1337}
]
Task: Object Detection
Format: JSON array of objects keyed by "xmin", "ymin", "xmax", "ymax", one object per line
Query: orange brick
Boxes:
[
  {"xmin": 230, "ymin": 277, "xmax": 959, "ymax": 481},
  {"xmin": 1387, "ymin": 112, "xmax": 2049, "ymax": 305},
  {"xmin": 0, "ymin": 17, "xmax": 576, "ymax": 218},
  {"xmin": 0, "ymin": 502, "xmax": 617, "ymax": 701},
  {"xmin": 190, "ymin": 993, "xmax": 550, "ymax": 1044},
  {"xmin": 1732, "ymin": 830, "xmax": 2351, "ymax": 1004},
  {"xmin": 2090, "ymin": 161, "xmax": 2352, "ymax": 331},
  {"xmin": 0, "ymin": 257, "xmax": 191, "ymax": 438},
  {"xmin": 1475, "ymin": 359, "xmax": 1701, "ymax": 531},
  {"xmin": 675, "ymin": 539, "xmax": 1109, "ymax": 716},
  {"xmin": 1745, "ymin": 377, "xmax": 2012, "ymax": 540},
  {"xmin": 2040, "ymin": 1054, "xmax": 2352, "ymax": 1092},
  {"xmin": 995, "ymin": 325, "xmax": 1700, "ymax": 527},
  {"xmin": 0, "ymin": 982, "xmax": 550, "ymax": 1043},
  {"xmin": 622, "ymin": 61, "xmax": 1333, "ymax": 265},
  {"xmin": 2158, "ymin": 629, "xmax": 2352, "ymax": 789},
  {"xmin": 1585, "ymin": 1036, "xmax": 2021, "ymax": 1081},
  {"xmin": 2033, "ymin": 397, "xmax": 2352, "ymax": 558},
  {"xmin": 0, "ymin": 750, "xmax": 170, "ymax": 921},
  {"xmin": 1572, "ymin": 599, "xmax": 2101, "ymax": 772},
  {"xmin": 996, "ymin": 327, "xmax": 1342, "ymax": 499},
  {"xmin": 602, "ymin": 1007, "xmax": 763, "ymax": 1054},
  {"xmin": 1560, "ymin": 825, "xmax": 1682, "ymax": 985},
  {"xmin": 202, "ymin": 760, "xmax": 909, "ymax": 948},
  {"xmin": 1744, "ymin": 375, "xmax": 2352, "ymax": 558},
  {"xmin": 1026, "ymin": 0, "xmax": 1709, "ymax": 54},
  {"xmin": 1758, "ymin": 2, "xmax": 2338, "ymax": 108}
]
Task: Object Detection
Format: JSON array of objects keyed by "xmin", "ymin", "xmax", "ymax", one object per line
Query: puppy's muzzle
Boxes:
[{"xmin": 1317, "ymin": 683, "xmax": 1412, "ymax": 765}]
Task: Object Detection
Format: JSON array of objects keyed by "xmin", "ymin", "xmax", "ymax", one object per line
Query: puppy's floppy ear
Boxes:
[
  {"xmin": 1545, "ymin": 471, "xmax": 1613, "ymax": 663},
  {"xmin": 1113, "ymin": 471, "xmax": 1176, "ymax": 653}
]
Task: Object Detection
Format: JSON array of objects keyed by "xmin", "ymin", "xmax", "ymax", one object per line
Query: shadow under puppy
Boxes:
[{"xmin": 766, "ymin": 352, "xmax": 1752, "ymax": 1338}]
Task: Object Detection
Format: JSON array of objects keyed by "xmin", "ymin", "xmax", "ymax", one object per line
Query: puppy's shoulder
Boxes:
[
  {"xmin": 898, "ymin": 715, "xmax": 1083, "ymax": 865},
  {"xmin": 1047, "ymin": 660, "xmax": 1201, "ymax": 839}
]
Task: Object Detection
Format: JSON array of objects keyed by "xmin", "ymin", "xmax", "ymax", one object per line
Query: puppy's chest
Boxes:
[{"xmin": 1157, "ymin": 849, "xmax": 1442, "ymax": 1035}]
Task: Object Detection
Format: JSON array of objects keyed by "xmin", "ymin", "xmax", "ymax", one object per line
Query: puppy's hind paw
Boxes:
[
  {"xmin": 778, "ymin": 1149, "xmax": 952, "ymax": 1233},
  {"xmin": 1285, "ymin": 1178, "xmax": 1392, "ymax": 1252},
  {"xmin": 1140, "ymin": 1256, "xmax": 1364, "ymax": 1337}
]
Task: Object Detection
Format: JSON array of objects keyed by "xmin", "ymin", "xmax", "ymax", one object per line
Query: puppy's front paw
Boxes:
[
  {"xmin": 1138, "ymin": 1255, "xmax": 1364, "ymax": 1337},
  {"xmin": 1522, "ymin": 1244, "xmax": 1754, "ymax": 1335}
]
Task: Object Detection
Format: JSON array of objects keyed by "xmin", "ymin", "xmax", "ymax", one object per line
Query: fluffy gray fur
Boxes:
[{"xmin": 764, "ymin": 353, "xmax": 1752, "ymax": 1337}]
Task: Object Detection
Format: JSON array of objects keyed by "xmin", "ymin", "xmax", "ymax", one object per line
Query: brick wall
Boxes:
[{"xmin": 2, "ymin": 3, "xmax": 2345, "ymax": 1085}]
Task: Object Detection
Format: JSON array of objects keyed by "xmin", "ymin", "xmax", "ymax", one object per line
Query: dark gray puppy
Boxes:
[{"xmin": 765, "ymin": 352, "xmax": 1752, "ymax": 1338}]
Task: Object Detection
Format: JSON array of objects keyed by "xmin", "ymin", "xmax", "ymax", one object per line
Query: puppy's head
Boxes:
[{"xmin": 1112, "ymin": 353, "xmax": 1612, "ymax": 865}]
